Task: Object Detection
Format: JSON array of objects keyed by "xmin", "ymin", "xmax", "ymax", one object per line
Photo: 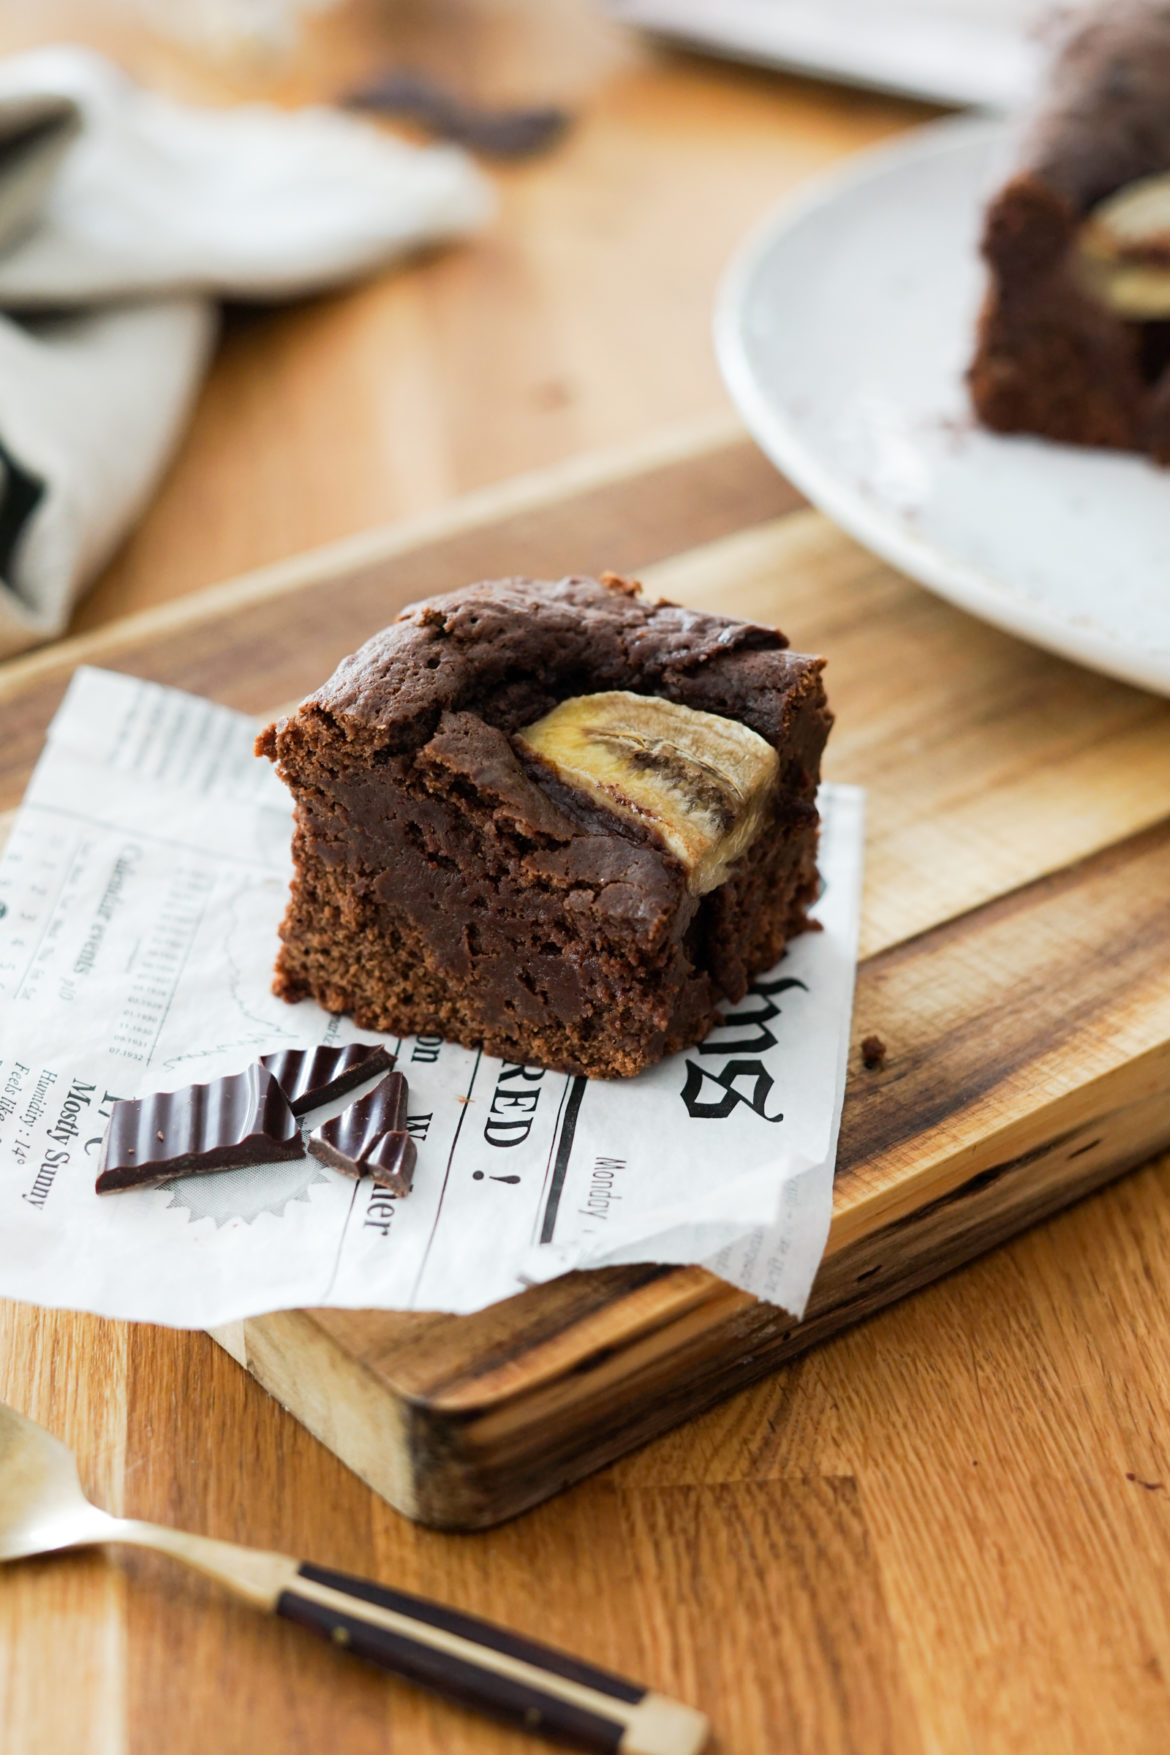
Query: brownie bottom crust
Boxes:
[{"xmin": 272, "ymin": 812, "xmax": 820, "ymax": 1081}]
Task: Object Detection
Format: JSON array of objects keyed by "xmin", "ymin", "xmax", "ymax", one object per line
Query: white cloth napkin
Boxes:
[{"xmin": 0, "ymin": 46, "xmax": 493, "ymax": 657}]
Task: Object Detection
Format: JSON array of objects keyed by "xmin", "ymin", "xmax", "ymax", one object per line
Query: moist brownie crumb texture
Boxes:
[
  {"xmin": 969, "ymin": 2, "xmax": 1170, "ymax": 461},
  {"xmin": 258, "ymin": 575, "xmax": 832, "ymax": 1080}
]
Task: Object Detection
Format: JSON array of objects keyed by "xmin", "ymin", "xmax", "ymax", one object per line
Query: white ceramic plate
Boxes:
[
  {"xmin": 715, "ymin": 114, "xmax": 1170, "ymax": 698},
  {"xmin": 607, "ymin": 0, "xmax": 1044, "ymax": 110}
]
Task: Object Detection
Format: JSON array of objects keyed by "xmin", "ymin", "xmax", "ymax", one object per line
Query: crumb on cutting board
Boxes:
[{"xmin": 861, "ymin": 1033, "xmax": 887, "ymax": 1071}]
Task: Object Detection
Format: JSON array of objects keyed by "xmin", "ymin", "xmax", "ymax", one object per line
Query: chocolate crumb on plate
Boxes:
[
  {"xmin": 96, "ymin": 1066, "xmax": 303, "ymax": 1193},
  {"xmin": 259, "ymin": 1042, "xmax": 394, "ymax": 1117},
  {"xmin": 308, "ymin": 1070, "xmax": 417, "ymax": 1195}
]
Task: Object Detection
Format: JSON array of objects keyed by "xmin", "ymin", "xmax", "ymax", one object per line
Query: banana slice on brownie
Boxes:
[{"xmin": 515, "ymin": 690, "xmax": 779, "ymax": 895}]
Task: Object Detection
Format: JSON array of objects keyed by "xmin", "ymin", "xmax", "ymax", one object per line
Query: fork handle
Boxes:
[{"xmin": 276, "ymin": 1561, "xmax": 707, "ymax": 1755}]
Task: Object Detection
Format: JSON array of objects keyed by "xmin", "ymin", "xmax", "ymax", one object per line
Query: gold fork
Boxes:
[{"xmin": 0, "ymin": 1401, "xmax": 707, "ymax": 1754}]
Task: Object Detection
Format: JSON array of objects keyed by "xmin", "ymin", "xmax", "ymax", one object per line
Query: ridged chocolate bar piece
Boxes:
[
  {"xmin": 96, "ymin": 1066, "xmax": 304, "ymax": 1194},
  {"xmin": 362, "ymin": 1129, "xmax": 417, "ymax": 1195},
  {"xmin": 259, "ymin": 1042, "xmax": 394, "ymax": 1117},
  {"xmin": 307, "ymin": 1071, "xmax": 417, "ymax": 1195}
]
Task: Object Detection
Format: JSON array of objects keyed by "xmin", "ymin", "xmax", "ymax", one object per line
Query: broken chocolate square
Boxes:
[
  {"xmin": 307, "ymin": 1070, "xmax": 416, "ymax": 1194},
  {"xmin": 96, "ymin": 1066, "xmax": 303, "ymax": 1194},
  {"xmin": 259, "ymin": 1042, "xmax": 394, "ymax": 1117}
]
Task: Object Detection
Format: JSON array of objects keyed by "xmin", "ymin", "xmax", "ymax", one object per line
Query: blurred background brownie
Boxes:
[
  {"xmin": 258, "ymin": 574, "xmax": 832, "ymax": 1079},
  {"xmin": 969, "ymin": 0, "xmax": 1170, "ymax": 460}
]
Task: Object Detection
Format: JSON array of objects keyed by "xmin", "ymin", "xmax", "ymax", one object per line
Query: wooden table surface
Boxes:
[{"xmin": 3, "ymin": 5, "xmax": 1170, "ymax": 1753}]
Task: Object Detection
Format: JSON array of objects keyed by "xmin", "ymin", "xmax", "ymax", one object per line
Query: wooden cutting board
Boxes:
[{"xmin": 2, "ymin": 416, "xmax": 1169, "ymax": 1531}]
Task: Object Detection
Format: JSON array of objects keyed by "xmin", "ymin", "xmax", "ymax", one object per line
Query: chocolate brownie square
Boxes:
[
  {"xmin": 257, "ymin": 575, "xmax": 832, "ymax": 1079},
  {"xmin": 969, "ymin": 2, "xmax": 1170, "ymax": 461}
]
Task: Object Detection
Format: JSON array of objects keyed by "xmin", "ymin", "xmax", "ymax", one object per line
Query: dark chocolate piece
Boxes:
[
  {"xmin": 363, "ymin": 1130, "xmax": 417, "ymax": 1196},
  {"xmin": 96, "ymin": 1066, "xmax": 303, "ymax": 1194},
  {"xmin": 342, "ymin": 69, "xmax": 570, "ymax": 159},
  {"xmin": 259, "ymin": 1042, "xmax": 394, "ymax": 1117},
  {"xmin": 257, "ymin": 574, "xmax": 832, "ymax": 1081},
  {"xmin": 307, "ymin": 1071, "xmax": 416, "ymax": 1194}
]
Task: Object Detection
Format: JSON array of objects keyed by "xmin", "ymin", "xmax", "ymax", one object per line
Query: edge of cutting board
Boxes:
[
  {"xmin": 3, "ymin": 413, "xmax": 1170, "ymax": 1530},
  {"xmin": 213, "ymin": 821, "xmax": 1170, "ymax": 1527}
]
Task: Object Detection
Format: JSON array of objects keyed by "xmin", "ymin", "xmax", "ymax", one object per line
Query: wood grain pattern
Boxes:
[{"xmin": 0, "ymin": 1308, "xmax": 128, "ymax": 1755}]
